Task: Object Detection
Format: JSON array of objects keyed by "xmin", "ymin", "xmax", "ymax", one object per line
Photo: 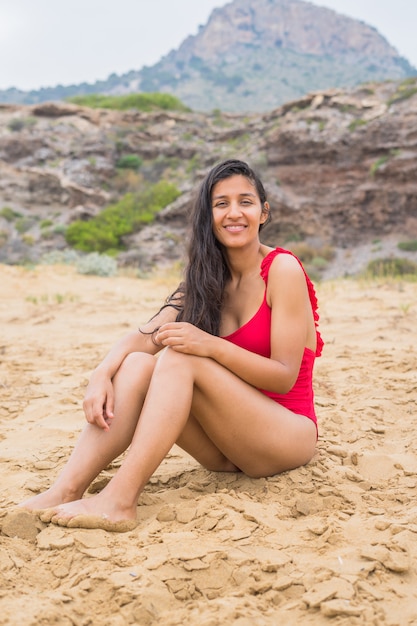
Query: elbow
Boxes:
[
  {"xmin": 281, "ymin": 372, "xmax": 299, "ymax": 394},
  {"xmin": 279, "ymin": 382, "xmax": 294, "ymax": 395},
  {"xmin": 268, "ymin": 369, "xmax": 298, "ymax": 395},
  {"xmin": 274, "ymin": 380, "xmax": 295, "ymax": 395},
  {"xmin": 262, "ymin": 379, "xmax": 294, "ymax": 395}
]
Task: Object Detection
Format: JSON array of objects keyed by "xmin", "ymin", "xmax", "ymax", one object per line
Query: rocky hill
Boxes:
[
  {"xmin": 135, "ymin": 0, "xmax": 416, "ymax": 112},
  {"xmin": 1, "ymin": 0, "xmax": 415, "ymax": 113},
  {"xmin": 0, "ymin": 77, "xmax": 417, "ymax": 278}
]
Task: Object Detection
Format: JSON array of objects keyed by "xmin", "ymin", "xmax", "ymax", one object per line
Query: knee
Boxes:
[
  {"xmin": 118, "ymin": 352, "xmax": 156, "ymax": 381},
  {"xmin": 155, "ymin": 346, "xmax": 196, "ymax": 370}
]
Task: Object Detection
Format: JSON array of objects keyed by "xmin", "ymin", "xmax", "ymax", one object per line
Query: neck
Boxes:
[{"xmin": 224, "ymin": 242, "xmax": 265, "ymax": 281}]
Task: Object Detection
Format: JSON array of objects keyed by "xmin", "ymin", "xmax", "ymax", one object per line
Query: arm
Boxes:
[
  {"xmin": 213, "ymin": 254, "xmax": 310, "ymax": 392},
  {"xmin": 156, "ymin": 254, "xmax": 313, "ymax": 394},
  {"xmin": 83, "ymin": 302, "xmax": 179, "ymax": 430}
]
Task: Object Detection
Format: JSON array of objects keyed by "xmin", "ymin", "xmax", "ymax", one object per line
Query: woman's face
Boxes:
[{"xmin": 211, "ymin": 175, "xmax": 269, "ymax": 247}]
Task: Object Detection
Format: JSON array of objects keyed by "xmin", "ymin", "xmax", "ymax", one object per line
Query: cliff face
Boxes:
[
  {"xmin": 0, "ymin": 78, "xmax": 416, "ymax": 276},
  {"xmin": 1, "ymin": 0, "xmax": 415, "ymax": 112}
]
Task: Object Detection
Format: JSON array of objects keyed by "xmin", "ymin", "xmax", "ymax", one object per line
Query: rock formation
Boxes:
[{"xmin": 0, "ymin": 78, "xmax": 416, "ymax": 276}]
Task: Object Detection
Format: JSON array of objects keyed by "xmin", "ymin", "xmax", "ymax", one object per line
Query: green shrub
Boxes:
[
  {"xmin": 185, "ymin": 154, "xmax": 201, "ymax": 173},
  {"xmin": 41, "ymin": 229, "xmax": 55, "ymax": 240},
  {"xmin": 370, "ymin": 156, "xmax": 389, "ymax": 176},
  {"xmin": 398, "ymin": 240, "xmax": 417, "ymax": 252},
  {"xmin": 15, "ymin": 217, "xmax": 35, "ymax": 233},
  {"xmin": 0, "ymin": 206, "xmax": 22, "ymax": 221},
  {"xmin": 22, "ymin": 234, "xmax": 35, "ymax": 245},
  {"xmin": 388, "ymin": 86, "xmax": 417, "ymax": 106},
  {"xmin": 287, "ymin": 242, "xmax": 316, "ymax": 263},
  {"xmin": 116, "ymin": 154, "xmax": 143, "ymax": 171},
  {"xmin": 65, "ymin": 180, "xmax": 181, "ymax": 253},
  {"xmin": 41, "ymin": 250, "xmax": 81, "ymax": 265},
  {"xmin": 286, "ymin": 242, "xmax": 335, "ymax": 274},
  {"xmin": 67, "ymin": 92, "xmax": 190, "ymax": 113},
  {"xmin": 40, "ymin": 219, "xmax": 54, "ymax": 229},
  {"xmin": 7, "ymin": 117, "xmax": 37, "ymax": 132},
  {"xmin": 311, "ymin": 256, "xmax": 329, "ymax": 270},
  {"xmin": 53, "ymin": 224, "xmax": 67, "ymax": 236},
  {"xmin": 348, "ymin": 119, "xmax": 367, "ymax": 132},
  {"xmin": 76, "ymin": 252, "xmax": 118, "ymax": 277},
  {"xmin": 40, "ymin": 249, "xmax": 117, "ymax": 276},
  {"xmin": 365, "ymin": 257, "xmax": 417, "ymax": 278}
]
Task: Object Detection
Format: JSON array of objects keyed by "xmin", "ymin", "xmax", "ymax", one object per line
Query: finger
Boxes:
[
  {"xmin": 158, "ymin": 322, "xmax": 186, "ymax": 334},
  {"xmin": 157, "ymin": 322, "xmax": 175, "ymax": 334},
  {"xmin": 105, "ymin": 389, "xmax": 115, "ymax": 419},
  {"xmin": 159, "ymin": 322, "xmax": 184, "ymax": 330},
  {"xmin": 84, "ymin": 413, "xmax": 108, "ymax": 431},
  {"xmin": 84, "ymin": 399, "xmax": 110, "ymax": 431},
  {"xmin": 83, "ymin": 400, "xmax": 94, "ymax": 424},
  {"xmin": 100, "ymin": 418, "xmax": 111, "ymax": 431},
  {"xmin": 104, "ymin": 408, "xmax": 114, "ymax": 421},
  {"xmin": 154, "ymin": 332, "xmax": 175, "ymax": 345},
  {"xmin": 92, "ymin": 412, "xmax": 110, "ymax": 431},
  {"xmin": 159, "ymin": 337, "xmax": 186, "ymax": 348},
  {"xmin": 170, "ymin": 343, "xmax": 190, "ymax": 353}
]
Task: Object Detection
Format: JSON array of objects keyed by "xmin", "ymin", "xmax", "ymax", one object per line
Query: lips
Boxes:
[{"xmin": 224, "ymin": 225, "xmax": 247, "ymax": 232}]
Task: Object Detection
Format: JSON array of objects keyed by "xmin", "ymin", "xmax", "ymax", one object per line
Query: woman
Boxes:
[{"xmin": 21, "ymin": 159, "xmax": 323, "ymax": 531}]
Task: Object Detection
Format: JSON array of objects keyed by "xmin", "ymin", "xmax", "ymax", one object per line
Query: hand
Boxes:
[
  {"xmin": 154, "ymin": 322, "xmax": 214, "ymax": 357},
  {"xmin": 82, "ymin": 369, "xmax": 115, "ymax": 431}
]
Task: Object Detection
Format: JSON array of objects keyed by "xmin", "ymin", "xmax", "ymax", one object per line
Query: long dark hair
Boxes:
[
  {"xmin": 145, "ymin": 159, "xmax": 270, "ymax": 335},
  {"xmin": 174, "ymin": 159, "xmax": 269, "ymax": 335}
]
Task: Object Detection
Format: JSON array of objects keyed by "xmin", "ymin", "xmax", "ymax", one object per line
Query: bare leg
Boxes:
[
  {"xmin": 47, "ymin": 348, "xmax": 316, "ymax": 527},
  {"xmin": 20, "ymin": 352, "xmax": 155, "ymax": 511}
]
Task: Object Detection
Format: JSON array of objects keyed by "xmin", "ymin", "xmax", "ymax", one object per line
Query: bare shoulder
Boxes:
[
  {"xmin": 266, "ymin": 252, "xmax": 307, "ymax": 304},
  {"xmin": 268, "ymin": 251, "xmax": 304, "ymax": 280}
]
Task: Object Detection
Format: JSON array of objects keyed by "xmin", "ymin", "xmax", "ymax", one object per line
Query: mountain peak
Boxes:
[
  {"xmin": 175, "ymin": 0, "xmax": 399, "ymax": 61},
  {"xmin": 135, "ymin": 0, "xmax": 415, "ymax": 111},
  {"xmin": 0, "ymin": 0, "xmax": 415, "ymax": 111}
]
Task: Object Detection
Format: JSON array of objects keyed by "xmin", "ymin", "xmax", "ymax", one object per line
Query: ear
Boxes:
[{"xmin": 260, "ymin": 201, "xmax": 270, "ymax": 224}]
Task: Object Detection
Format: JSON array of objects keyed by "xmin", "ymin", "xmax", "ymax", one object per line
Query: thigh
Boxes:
[{"xmin": 171, "ymin": 350, "xmax": 317, "ymax": 477}]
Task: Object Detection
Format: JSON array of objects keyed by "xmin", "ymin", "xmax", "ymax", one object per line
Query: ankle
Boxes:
[{"xmin": 52, "ymin": 480, "xmax": 85, "ymax": 502}]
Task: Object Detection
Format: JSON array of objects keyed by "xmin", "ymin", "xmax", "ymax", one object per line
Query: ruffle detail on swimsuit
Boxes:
[{"xmin": 260, "ymin": 247, "xmax": 324, "ymax": 357}]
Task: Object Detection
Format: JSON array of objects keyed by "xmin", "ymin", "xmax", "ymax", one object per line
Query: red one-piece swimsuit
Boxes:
[{"xmin": 222, "ymin": 248, "xmax": 324, "ymax": 429}]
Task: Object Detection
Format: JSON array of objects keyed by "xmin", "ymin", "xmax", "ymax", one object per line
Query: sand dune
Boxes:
[{"xmin": 1, "ymin": 264, "xmax": 416, "ymax": 625}]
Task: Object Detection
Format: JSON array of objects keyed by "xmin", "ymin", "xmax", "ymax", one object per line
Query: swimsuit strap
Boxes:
[{"xmin": 261, "ymin": 247, "xmax": 323, "ymax": 357}]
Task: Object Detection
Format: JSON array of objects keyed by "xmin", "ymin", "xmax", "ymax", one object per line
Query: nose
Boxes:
[{"xmin": 227, "ymin": 201, "xmax": 243, "ymax": 218}]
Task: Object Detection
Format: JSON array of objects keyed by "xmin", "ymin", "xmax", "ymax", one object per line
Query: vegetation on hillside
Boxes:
[
  {"xmin": 387, "ymin": 77, "xmax": 417, "ymax": 106},
  {"xmin": 65, "ymin": 180, "xmax": 181, "ymax": 254},
  {"xmin": 398, "ymin": 240, "xmax": 417, "ymax": 252},
  {"xmin": 364, "ymin": 257, "xmax": 417, "ymax": 278},
  {"xmin": 67, "ymin": 92, "xmax": 190, "ymax": 113}
]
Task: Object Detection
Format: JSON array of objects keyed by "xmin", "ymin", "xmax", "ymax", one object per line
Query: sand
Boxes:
[{"xmin": 1, "ymin": 264, "xmax": 416, "ymax": 626}]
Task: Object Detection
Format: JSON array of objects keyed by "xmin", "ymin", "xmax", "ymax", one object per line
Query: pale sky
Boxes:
[{"xmin": 0, "ymin": 0, "xmax": 416, "ymax": 91}]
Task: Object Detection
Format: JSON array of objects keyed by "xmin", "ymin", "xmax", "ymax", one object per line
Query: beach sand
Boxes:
[{"xmin": 1, "ymin": 264, "xmax": 416, "ymax": 625}]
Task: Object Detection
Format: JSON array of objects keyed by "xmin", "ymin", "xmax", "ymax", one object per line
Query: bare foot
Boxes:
[
  {"xmin": 19, "ymin": 485, "xmax": 82, "ymax": 512},
  {"xmin": 39, "ymin": 492, "xmax": 138, "ymax": 533},
  {"xmin": 56, "ymin": 513, "xmax": 136, "ymax": 533}
]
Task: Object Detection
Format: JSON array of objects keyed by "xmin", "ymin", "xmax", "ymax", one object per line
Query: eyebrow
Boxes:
[{"xmin": 212, "ymin": 192, "xmax": 257, "ymax": 200}]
